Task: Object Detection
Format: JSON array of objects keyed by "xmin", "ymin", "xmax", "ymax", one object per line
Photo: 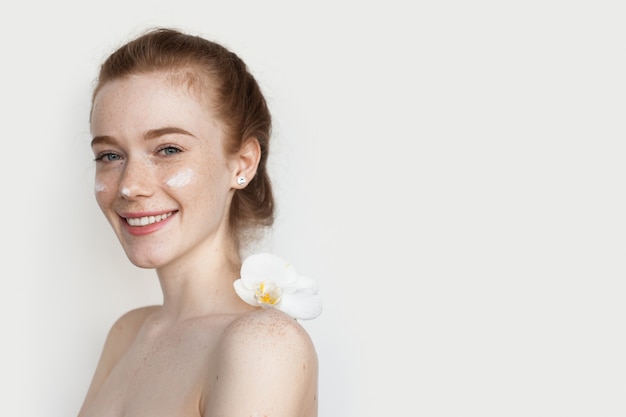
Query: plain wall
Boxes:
[{"xmin": 1, "ymin": 1, "xmax": 624, "ymax": 416}]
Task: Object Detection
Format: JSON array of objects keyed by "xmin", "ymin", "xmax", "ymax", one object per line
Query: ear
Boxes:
[{"xmin": 232, "ymin": 137, "xmax": 261, "ymax": 189}]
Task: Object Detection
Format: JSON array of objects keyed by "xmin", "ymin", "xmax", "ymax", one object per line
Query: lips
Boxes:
[{"xmin": 119, "ymin": 210, "xmax": 177, "ymax": 236}]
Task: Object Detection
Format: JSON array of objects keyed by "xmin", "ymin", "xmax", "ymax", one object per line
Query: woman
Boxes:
[{"xmin": 78, "ymin": 27, "xmax": 321, "ymax": 417}]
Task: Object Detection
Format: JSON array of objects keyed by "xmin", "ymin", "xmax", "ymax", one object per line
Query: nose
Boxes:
[{"xmin": 118, "ymin": 156, "xmax": 154, "ymax": 199}]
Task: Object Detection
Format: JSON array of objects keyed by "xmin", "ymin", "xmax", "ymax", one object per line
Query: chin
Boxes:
[
  {"xmin": 127, "ymin": 258, "xmax": 160, "ymax": 269},
  {"xmin": 123, "ymin": 249, "xmax": 171, "ymax": 270}
]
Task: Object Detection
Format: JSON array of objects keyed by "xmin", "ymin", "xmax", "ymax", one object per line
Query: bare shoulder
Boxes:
[
  {"xmin": 78, "ymin": 305, "xmax": 160, "ymax": 416},
  {"xmin": 205, "ymin": 308, "xmax": 318, "ymax": 416},
  {"xmin": 110, "ymin": 305, "xmax": 160, "ymax": 332},
  {"xmin": 218, "ymin": 308, "xmax": 318, "ymax": 373},
  {"xmin": 224, "ymin": 308, "xmax": 315, "ymax": 347},
  {"xmin": 105, "ymin": 305, "xmax": 159, "ymax": 351},
  {"xmin": 95, "ymin": 305, "xmax": 160, "ymax": 372}
]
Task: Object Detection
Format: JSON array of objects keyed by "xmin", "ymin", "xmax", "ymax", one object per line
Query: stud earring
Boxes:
[{"xmin": 237, "ymin": 176, "xmax": 246, "ymax": 185}]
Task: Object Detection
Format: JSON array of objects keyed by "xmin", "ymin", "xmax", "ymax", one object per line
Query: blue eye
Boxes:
[
  {"xmin": 95, "ymin": 153, "xmax": 122, "ymax": 162},
  {"xmin": 160, "ymin": 146, "xmax": 182, "ymax": 156}
]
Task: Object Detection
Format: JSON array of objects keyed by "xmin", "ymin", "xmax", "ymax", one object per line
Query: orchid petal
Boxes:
[
  {"xmin": 233, "ymin": 279, "xmax": 258, "ymax": 306},
  {"xmin": 281, "ymin": 275, "xmax": 318, "ymax": 294},
  {"xmin": 279, "ymin": 291, "xmax": 323, "ymax": 320}
]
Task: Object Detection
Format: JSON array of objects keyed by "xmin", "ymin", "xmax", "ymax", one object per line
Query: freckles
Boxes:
[{"xmin": 165, "ymin": 168, "xmax": 196, "ymax": 189}]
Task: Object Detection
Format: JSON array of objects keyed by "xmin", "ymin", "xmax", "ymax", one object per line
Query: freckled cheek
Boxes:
[
  {"xmin": 183, "ymin": 171, "xmax": 227, "ymax": 210},
  {"xmin": 93, "ymin": 174, "xmax": 118, "ymax": 207},
  {"xmin": 93, "ymin": 186, "xmax": 109, "ymax": 214}
]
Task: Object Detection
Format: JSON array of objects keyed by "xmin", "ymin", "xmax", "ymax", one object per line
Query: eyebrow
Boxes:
[
  {"xmin": 145, "ymin": 127, "xmax": 196, "ymax": 140},
  {"xmin": 91, "ymin": 126, "xmax": 197, "ymax": 147}
]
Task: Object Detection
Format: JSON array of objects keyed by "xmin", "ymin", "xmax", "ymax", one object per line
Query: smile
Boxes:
[{"xmin": 125, "ymin": 212, "xmax": 173, "ymax": 227}]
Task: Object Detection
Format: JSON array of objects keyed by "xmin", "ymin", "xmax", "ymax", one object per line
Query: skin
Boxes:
[{"xmin": 78, "ymin": 72, "xmax": 318, "ymax": 417}]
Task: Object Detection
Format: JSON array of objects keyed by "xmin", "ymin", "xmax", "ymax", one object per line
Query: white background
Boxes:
[{"xmin": 1, "ymin": 1, "xmax": 624, "ymax": 416}]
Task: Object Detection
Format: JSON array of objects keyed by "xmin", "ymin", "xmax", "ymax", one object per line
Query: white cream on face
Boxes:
[
  {"xmin": 94, "ymin": 181, "xmax": 107, "ymax": 194},
  {"xmin": 165, "ymin": 168, "xmax": 195, "ymax": 188},
  {"xmin": 121, "ymin": 187, "xmax": 131, "ymax": 197}
]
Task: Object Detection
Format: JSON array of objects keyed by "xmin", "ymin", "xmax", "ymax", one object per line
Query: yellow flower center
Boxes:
[{"xmin": 255, "ymin": 281, "xmax": 282, "ymax": 306}]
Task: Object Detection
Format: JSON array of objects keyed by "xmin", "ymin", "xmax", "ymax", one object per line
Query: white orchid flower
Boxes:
[{"xmin": 233, "ymin": 253, "xmax": 322, "ymax": 320}]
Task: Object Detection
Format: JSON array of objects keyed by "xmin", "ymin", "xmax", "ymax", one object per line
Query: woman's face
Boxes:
[{"xmin": 90, "ymin": 72, "xmax": 237, "ymax": 269}]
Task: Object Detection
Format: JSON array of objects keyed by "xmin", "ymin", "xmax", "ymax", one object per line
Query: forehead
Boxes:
[{"xmin": 90, "ymin": 72, "xmax": 221, "ymax": 137}]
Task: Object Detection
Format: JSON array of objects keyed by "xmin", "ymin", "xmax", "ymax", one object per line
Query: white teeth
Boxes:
[{"xmin": 126, "ymin": 212, "xmax": 173, "ymax": 227}]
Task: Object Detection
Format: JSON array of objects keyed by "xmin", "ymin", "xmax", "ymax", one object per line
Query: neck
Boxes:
[{"xmin": 154, "ymin": 243, "xmax": 251, "ymax": 321}]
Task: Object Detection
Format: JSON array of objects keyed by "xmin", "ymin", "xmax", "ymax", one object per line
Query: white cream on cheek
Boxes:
[
  {"xmin": 94, "ymin": 181, "xmax": 107, "ymax": 194},
  {"xmin": 165, "ymin": 168, "xmax": 195, "ymax": 188}
]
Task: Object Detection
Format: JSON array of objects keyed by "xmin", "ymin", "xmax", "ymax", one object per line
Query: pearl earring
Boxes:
[{"xmin": 237, "ymin": 176, "xmax": 246, "ymax": 185}]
